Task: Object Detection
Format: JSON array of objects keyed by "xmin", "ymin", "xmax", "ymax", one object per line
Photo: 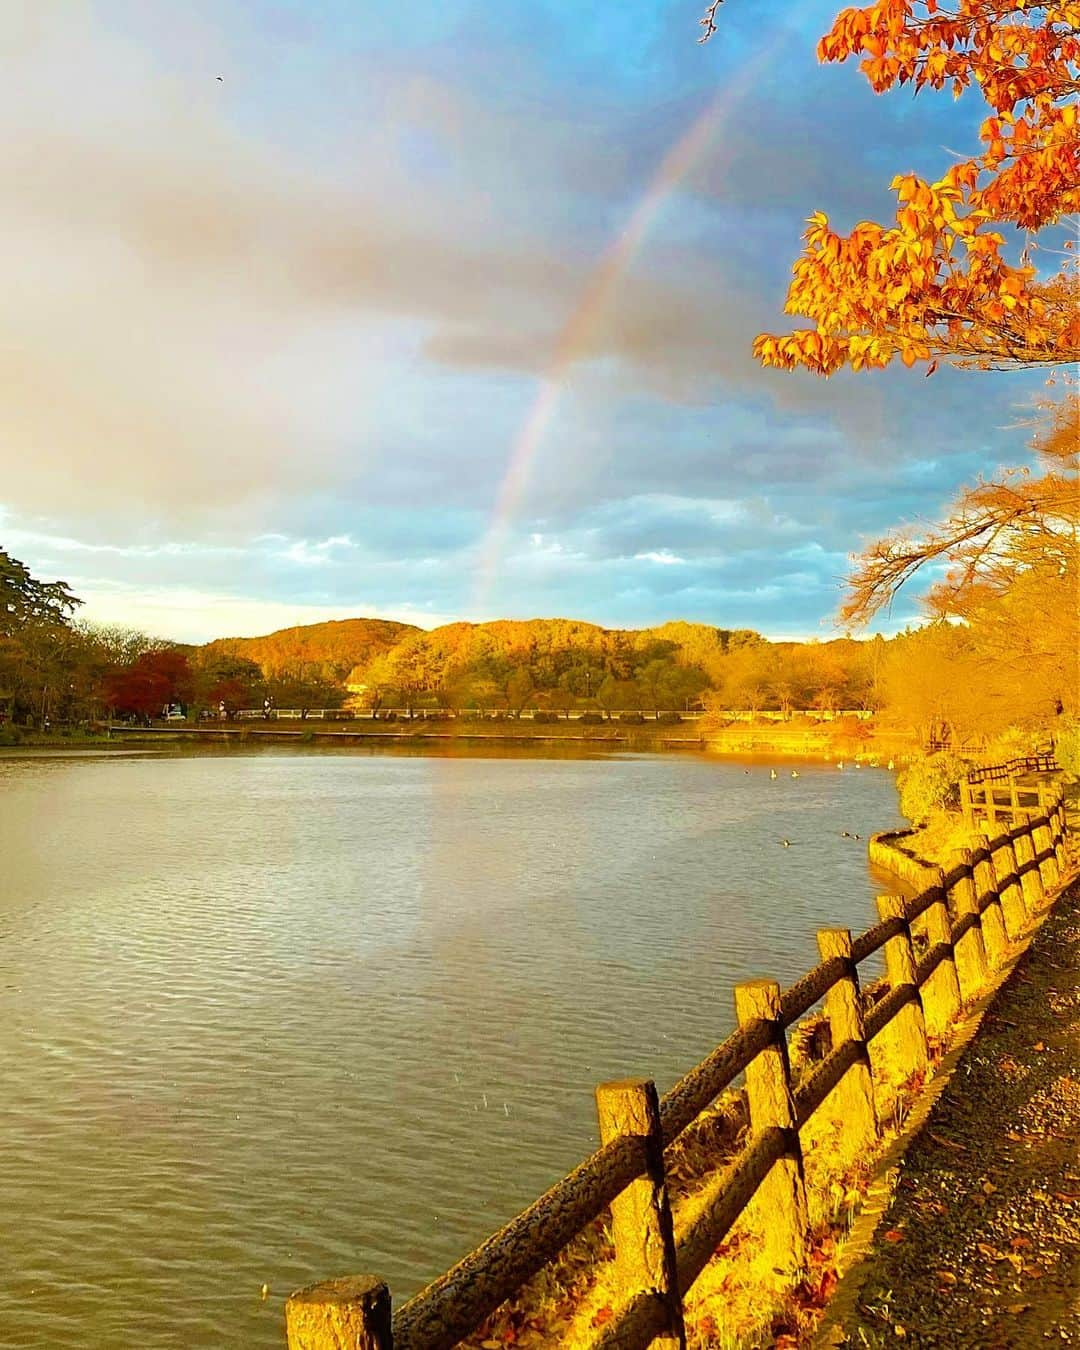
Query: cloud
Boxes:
[{"xmin": 0, "ymin": 1, "xmax": 1052, "ymax": 641}]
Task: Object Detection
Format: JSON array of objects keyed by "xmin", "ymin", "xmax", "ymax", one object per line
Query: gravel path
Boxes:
[{"xmin": 833, "ymin": 879, "xmax": 1080, "ymax": 1348}]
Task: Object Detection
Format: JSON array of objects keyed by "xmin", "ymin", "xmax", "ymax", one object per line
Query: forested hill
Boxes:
[
  {"xmin": 200, "ymin": 617, "xmax": 419, "ymax": 681},
  {"xmin": 196, "ymin": 616, "xmax": 879, "ymax": 712}
]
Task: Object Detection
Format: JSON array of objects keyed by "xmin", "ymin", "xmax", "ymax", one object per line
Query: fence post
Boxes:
[
  {"xmin": 1033, "ymin": 813, "xmax": 1060, "ymax": 892},
  {"xmin": 816, "ymin": 929, "xmax": 878, "ymax": 1162},
  {"xmin": 960, "ymin": 780, "xmax": 974, "ymax": 826},
  {"xmin": 874, "ymin": 895, "xmax": 929, "ymax": 1082},
  {"xmin": 974, "ymin": 835, "xmax": 1009, "ymax": 968},
  {"xmin": 734, "ymin": 979, "xmax": 808, "ymax": 1281},
  {"xmin": 915, "ymin": 867, "xmax": 962, "ymax": 1036},
  {"xmin": 949, "ymin": 849, "xmax": 989, "ymax": 1001},
  {"xmin": 994, "ymin": 836, "xmax": 1028, "ymax": 939},
  {"xmin": 1014, "ymin": 812, "xmax": 1046, "ymax": 912},
  {"xmin": 594, "ymin": 1078, "xmax": 684, "ymax": 1348},
  {"xmin": 285, "ymin": 1277, "xmax": 392, "ymax": 1350}
]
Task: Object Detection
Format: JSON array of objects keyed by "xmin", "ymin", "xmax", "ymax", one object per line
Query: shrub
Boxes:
[
  {"xmin": 0, "ymin": 724, "xmax": 24, "ymax": 746},
  {"xmin": 984, "ymin": 726, "xmax": 1042, "ymax": 763},
  {"xmin": 657, "ymin": 711, "xmax": 682, "ymax": 724},
  {"xmin": 1055, "ymin": 718, "xmax": 1080, "ymax": 779},
  {"xmin": 619, "ymin": 711, "xmax": 645, "ymax": 724},
  {"xmin": 532, "ymin": 710, "xmax": 557, "ymax": 724},
  {"xmin": 895, "ymin": 752, "xmax": 969, "ymax": 824},
  {"xmin": 578, "ymin": 712, "xmax": 604, "ymax": 725}
]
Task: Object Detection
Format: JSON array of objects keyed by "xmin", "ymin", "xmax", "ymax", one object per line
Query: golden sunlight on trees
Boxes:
[
  {"xmin": 843, "ymin": 391, "xmax": 1079, "ymax": 621},
  {"xmin": 746, "ymin": 2, "xmax": 1080, "ymax": 376},
  {"xmin": 848, "ymin": 391, "xmax": 1079, "ymax": 728}
]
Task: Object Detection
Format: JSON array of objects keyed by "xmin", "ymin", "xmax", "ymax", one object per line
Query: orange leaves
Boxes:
[{"xmin": 757, "ymin": 0, "xmax": 1079, "ymax": 378}]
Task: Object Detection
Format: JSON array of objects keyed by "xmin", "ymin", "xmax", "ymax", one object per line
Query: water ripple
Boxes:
[{"xmin": 0, "ymin": 749, "xmax": 903, "ymax": 1346}]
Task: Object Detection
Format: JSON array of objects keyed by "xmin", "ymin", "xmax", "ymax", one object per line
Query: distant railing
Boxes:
[
  {"xmin": 283, "ymin": 784, "xmax": 1070, "ymax": 1349},
  {"xmin": 966, "ymin": 753, "xmax": 1058, "ymax": 785},
  {"xmin": 961, "ymin": 756, "xmax": 1061, "ymax": 828},
  {"xmin": 213, "ymin": 706, "xmax": 875, "ymax": 724}
]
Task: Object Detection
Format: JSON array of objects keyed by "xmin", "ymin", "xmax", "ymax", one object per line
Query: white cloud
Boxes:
[{"xmin": 634, "ymin": 549, "xmax": 686, "ymax": 565}]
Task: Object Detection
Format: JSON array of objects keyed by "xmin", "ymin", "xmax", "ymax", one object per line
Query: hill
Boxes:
[{"xmin": 200, "ymin": 617, "xmax": 419, "ymax": 681}]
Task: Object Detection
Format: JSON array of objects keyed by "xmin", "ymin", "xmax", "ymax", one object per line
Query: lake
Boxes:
[{"xmin": 0, "ymin": 746, "xmax": 906, "ymax": 1347}]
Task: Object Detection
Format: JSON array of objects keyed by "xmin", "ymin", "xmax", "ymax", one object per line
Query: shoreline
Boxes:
[{"xmin": 0, "ymin": 723, "xmax": 914, "ymax": 767}]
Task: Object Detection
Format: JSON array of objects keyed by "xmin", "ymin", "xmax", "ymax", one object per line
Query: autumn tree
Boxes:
[
  {"xmin": 844, "ymin": 390, "xmax": 1078, "ymax": 620},
  {"xmin": 848, "ymin": 392, "xmax": 1078, "ymax": 729},
  {"xmin": 103, "ymin": 649, "xmax": 195, "ymax": 719},
  {"xmin": 743, "ymin": 1, "xmax": 1080, "ymax": 376}
]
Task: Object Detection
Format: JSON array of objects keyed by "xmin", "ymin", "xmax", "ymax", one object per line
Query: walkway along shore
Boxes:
[
  {"xmin": 281, "ymin": 765, "xmax": 1072, "ymax": 1349},
  {"xmin": 816, "ymin": 874, "xmax": 1079, "ymax": 1348}
]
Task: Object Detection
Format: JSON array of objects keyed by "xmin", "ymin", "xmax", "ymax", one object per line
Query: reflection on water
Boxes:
[{"xmin": 0, "ymin": 748, "xmax": 904, "ymax": 1347}]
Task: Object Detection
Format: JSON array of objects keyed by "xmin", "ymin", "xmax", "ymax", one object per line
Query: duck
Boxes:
[
  {"xmin": 887, "ymin": 759, "xmax": 895, "ymax": 770},
  {"xmin": 781, "ymin": 838, "xmax": 792, "ymax": 847},
  {"xmin": 791, "ymin": 770, "xmax": 799, "ymax": 779},
  {"xmin": 770, "ymin": 768, "xmax": 778, "ymax": 780}
]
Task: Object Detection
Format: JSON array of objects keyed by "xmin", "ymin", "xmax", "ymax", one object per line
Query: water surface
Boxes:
[{"xmin": 0, "ymin": 748, "xmax": 904, "ymax": 1346}]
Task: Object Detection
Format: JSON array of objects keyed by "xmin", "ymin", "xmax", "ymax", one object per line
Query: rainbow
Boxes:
[{"xmin": 470, "ymin": 20, "xmax": 799, "ymax": 615}]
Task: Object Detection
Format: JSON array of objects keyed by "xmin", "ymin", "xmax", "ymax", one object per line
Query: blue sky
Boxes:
[{"xmin": 1, "ymin": 0, "xmax": 1047, "ymax": 642}]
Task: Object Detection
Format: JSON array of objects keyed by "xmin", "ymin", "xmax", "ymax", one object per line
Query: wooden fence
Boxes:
[
  {"xmin": 965, "ymin": 753, "xmax": 1058, "ymax": 785},
  {"xmin": 960, "ymin": 759, "xmax": 1060, "ymax": 829},
  {"xmin": 284, "ymin": 783, "xmax": 1070, "ymax": 1350}
]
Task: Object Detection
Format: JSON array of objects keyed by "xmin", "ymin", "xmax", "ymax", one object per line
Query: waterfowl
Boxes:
[{"xmin": 770, "ymin": 769, "xmax": 778, "ymax": 780}]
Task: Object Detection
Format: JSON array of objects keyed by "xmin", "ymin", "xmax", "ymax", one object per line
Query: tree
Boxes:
[
  {"xmin": 844, "ymin": 391, "xmax": 1078, "ymax": 619},
  {"xmin": 745, "ymin": 2, "xmax": 1080, "ymax": 376},
  {"xmin": 1, "ymin": 549, "xmax": 81, "ymax": 636},
  {"xmin": 103, "ymin": 649, "xmax": 194, "ymax": 719}
]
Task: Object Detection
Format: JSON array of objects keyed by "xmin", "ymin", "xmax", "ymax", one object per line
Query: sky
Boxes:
[{"xmin": 1, "ymin": 0, "xmax": 1049, "ymax": 643}]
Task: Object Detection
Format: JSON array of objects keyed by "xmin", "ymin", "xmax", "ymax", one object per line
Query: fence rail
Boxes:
[
  {"xmin": 284, "ymin": 777, "xmax": 1070, "ymax": 1350},
  {"xmin": 966, "ymin": 753, "xmax": 1058, "ymax": 784},
  {"xmin": 960, "ymin": 771, "xmax": 1058, "ymax": 829}
]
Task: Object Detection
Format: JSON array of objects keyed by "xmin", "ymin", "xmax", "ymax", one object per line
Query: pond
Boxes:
[{"xmin": 0, "ymin": 746, "xmax": 905, "ymax": 1347}]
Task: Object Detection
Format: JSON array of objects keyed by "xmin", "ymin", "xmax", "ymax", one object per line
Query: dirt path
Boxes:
[{"xmin": 828, "ymin": 879, "xmax": 1080, "ymax": 1349}]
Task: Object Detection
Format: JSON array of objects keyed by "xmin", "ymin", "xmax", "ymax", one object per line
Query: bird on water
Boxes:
[{"xmin": 770, "ymin": 768, "xmax": 778, "ymax": 779}]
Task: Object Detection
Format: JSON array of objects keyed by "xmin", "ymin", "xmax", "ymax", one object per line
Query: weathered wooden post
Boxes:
[
  {"xmin": 914, "ymin": 867, "xmax": 962, "ymax": 1036},
  {"xmin": 1033, "ymin": 813, "xmax": 1060, "ymax": 891},
  {"xmin": 1014, "ymin": 812, "xmax": 1046, "ymax": 912},
  {"xmin": 874, "ymin": 895, "xmax": 929, "ymax": 1082},
  {"xmin": 595, "ymin": 1078, "xmax": 684, "ymax": 1348},
  {"xmin": 960, "ymin": 779, "xmax": 974, "ymax": 827},
  {"xmin": 973, "ymin": 835, "xmax": 1009, "ymax": 968},
  {"xmin": 994, "ymin": 836, "xmax": 1028, "ymax": 939},
  {"xmin": 285, "ymin": 1276, "xmax": 392, "ymax": 1350},
  {"xmin": 734, "ymin": 979, "xmax": 808, "ymax": 1281},
  {"xmin": 816, "ymin": 929, "xmax": 878, "ymax": 1161},
  {"xmin": 949, "ymin": 849, "xmax": 989, "ymax": 1001}
]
